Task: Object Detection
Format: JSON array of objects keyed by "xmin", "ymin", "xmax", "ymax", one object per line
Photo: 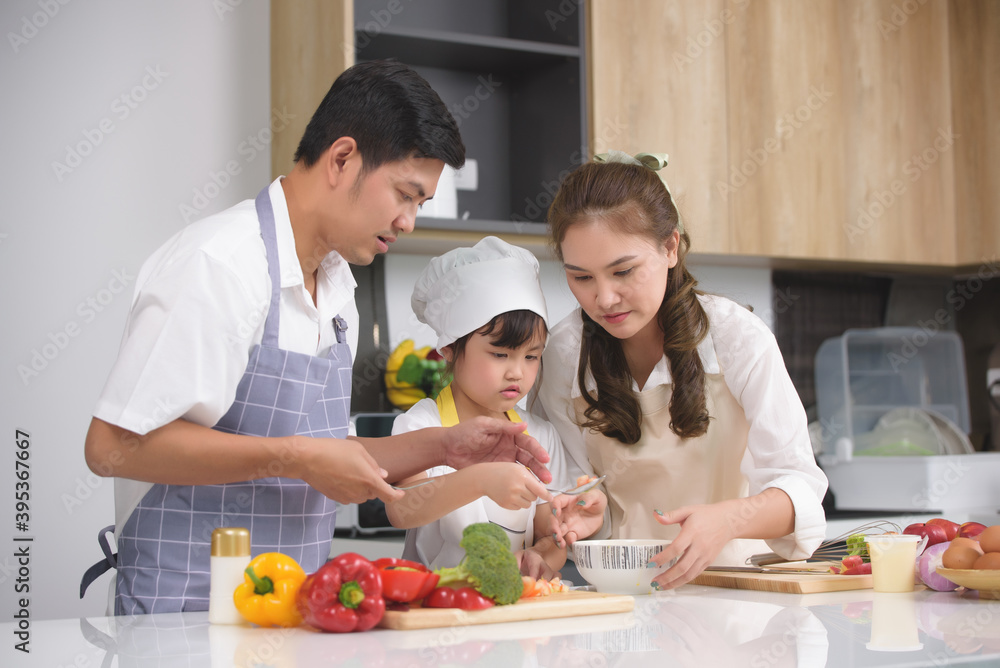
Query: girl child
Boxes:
[
  {"xmin": 536, "ymin": 151, "xmax": 828, "ymax": 589},
  {"xmin": 385, "ymin": 236, "xmax": 606, "ymax": 579}
]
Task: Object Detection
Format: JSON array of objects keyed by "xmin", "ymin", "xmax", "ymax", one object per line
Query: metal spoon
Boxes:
[{"xmin": 547, "ymin": 475, "xmax": 607, "ymax": 497}]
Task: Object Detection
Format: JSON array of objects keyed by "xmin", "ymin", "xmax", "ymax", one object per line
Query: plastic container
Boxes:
[
  {"xmin": 821, "ymin": 452, "xmax": 1000, "ymax": 512},
  {"xmin": 814, "ymin": 328, "xmax": 970, "ymax": 454}
]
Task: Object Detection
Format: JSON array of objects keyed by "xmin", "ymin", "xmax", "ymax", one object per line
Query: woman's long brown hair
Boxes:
[{"xmin": 548, "ymin": 161, "xmax": 710, "ymax": 443}]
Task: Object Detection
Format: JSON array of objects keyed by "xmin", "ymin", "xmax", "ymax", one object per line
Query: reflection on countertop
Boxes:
[{"xmin": 8, "ymin": 584, "xmax": 1000, "ymax": 667}]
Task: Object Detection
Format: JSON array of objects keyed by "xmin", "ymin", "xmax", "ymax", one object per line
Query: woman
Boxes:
[{"xmin": 536, "ymin": 151, "xmax": 828, "ymax": 589}]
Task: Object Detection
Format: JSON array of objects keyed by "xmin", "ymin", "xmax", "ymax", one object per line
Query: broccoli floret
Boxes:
[{"xmin": 434, "ymin": 522, "xmax": 524, "ymax": 605}]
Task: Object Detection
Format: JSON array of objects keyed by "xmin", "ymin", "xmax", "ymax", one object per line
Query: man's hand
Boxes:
[{"xmin": 442, "ymin": 417, "xmax": 552, "ymax": 483}]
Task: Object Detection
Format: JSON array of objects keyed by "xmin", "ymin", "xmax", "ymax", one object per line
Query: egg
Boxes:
[
  {"xmin": 972, "ymin": 552, "xmax": 1000, "ymax": 570},
  {"xmin": 943, "ymin": 544, "xmax": 983, "ymax": 570},
  {"xmin": 979, "ymin": 525, "xmax": 1000, "ymax": 553},
  {"xmin": 949, "ymin": 537, "xmax": 985, "ymax": 555}
]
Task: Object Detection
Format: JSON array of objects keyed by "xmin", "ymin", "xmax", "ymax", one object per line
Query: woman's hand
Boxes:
[
  {"xmin": 443, "ymin": 417, "xmax": 552, "ymax": 484},
  {"xmin": 550, "ymin": 490, "xmax": 607, "ymax": 548},
  {"xmin": 648, "ymin": 502, "xmax": 736, "ymax": 589},
  {"xmin": 650, "ymin": 489, "xmax": 796, "ymax": 589},
  {"xmin": 478, "ymin": 462, "xmax": 550, "ymax": 510}
]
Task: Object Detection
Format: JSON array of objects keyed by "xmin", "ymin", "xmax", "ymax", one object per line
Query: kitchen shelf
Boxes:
[
  {"xmin": 356, "ymin": 25, "xmax": 582, "ymax": 72},
  {"xmin": 355, "ymin": 0, "xmax": 588, "ymax": 229}
]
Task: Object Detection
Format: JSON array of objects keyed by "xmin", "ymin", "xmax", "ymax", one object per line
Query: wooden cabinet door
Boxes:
[
  {"xmin": 949, "ymin": 0, "xmax": 1000, "ymax": 269},
  {"xmin": 726, "ymin": 0, "xmax": 955, "ymax": 265},
  {"xmin": 591, "ymin": 0, "xmax": 975, "ymax": 266},
  {"xmin": 271, "ymin": 0, "xmax": 353, "ymax": 179},
  {"xmin": 588, "ymin": 0, "xmax": 732, "ymax": 254}
]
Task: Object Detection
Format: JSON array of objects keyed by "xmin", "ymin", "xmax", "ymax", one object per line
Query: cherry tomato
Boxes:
[{"xmin": 424, "ymin": 586, "xmax": 495, "ymax": 610}]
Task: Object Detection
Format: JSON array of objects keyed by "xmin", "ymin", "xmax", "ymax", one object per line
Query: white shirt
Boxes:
[
  {"xmin": 536, "ymin": 294, "xmax": 828, "ymax": 560},
  {"xmin": 95, "ymin": 177, "xmax": 360, "ymax": 529},
  {"xmin": 392, "ymin": 397, "xmax": 586, "ymax": 569}
]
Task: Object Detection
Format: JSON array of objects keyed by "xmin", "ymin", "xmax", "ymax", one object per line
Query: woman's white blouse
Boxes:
[{"xmin": 535, "ymin": 293, "xmax": 828, "ymax": 560}]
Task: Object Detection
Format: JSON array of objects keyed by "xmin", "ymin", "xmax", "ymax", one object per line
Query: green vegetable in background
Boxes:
[
  {"xmin": 434, "ymin": 523, "xmax": 524, "ymax": 605},
  {"xmin": 395, "ymin": 353, "xmax": 450, "ymax": 399},
  {"xmin": 845, "ymin": 533, "xmax": 869, "ymax": 562}
]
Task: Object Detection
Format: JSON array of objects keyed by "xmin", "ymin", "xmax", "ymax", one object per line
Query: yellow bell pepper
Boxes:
[
  {"xmin": 233, "ymin": 552, "xmax": 306, "ymax": 627},
  {"xmin": 384, "ymin": 339, "xmax": 437, "ymax": 410}
]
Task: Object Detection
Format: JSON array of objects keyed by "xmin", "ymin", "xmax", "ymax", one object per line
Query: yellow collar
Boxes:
[{"xmin": 435, "ymin": 384, "xmax": 526, "ymax": 432}]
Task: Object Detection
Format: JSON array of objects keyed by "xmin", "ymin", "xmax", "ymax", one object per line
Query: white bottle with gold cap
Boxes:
[{"xmin": 208, "ymin": 527, "xmax": 251, "ymax": 624}]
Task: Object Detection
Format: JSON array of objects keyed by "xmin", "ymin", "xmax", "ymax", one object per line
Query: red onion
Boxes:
[{"xmin": 917, "ymin": 541, "xmax": 959, "ymax": 592}]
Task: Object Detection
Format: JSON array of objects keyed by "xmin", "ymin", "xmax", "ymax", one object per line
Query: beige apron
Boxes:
[{"xmin": 576, "ymin": 373, "xmax": 769, "ymax": 566}]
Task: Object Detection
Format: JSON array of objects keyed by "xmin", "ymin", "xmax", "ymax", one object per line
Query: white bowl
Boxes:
[{"xmin": 572, "ymin": 539, "xmax": 674, "ymax": 595}]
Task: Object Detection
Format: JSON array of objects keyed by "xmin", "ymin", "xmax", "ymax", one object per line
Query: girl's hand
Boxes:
[
  {"xmin": 648, "ymin": 503, "xmax": 736, "ymax": 590},
  {"xmin": 516, "ymin": 548, "xmax": 559, "ymax": 580},
  {"xmin": 479, "ymin": 462, "xmax": 550, "ymax": 510},
  {"xmin": 550, "ymin": 489, "xmax": 607, "ymax": 548}
]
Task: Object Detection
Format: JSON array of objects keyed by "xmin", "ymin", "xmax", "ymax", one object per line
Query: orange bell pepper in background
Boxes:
[{"xmin": 233, "ymin": 552, "xmax": 306, "ymax": 627}]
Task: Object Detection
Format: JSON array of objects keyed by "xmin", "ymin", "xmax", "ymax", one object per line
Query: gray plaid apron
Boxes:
[{"xmin": 109, "ymin": 185, "xmax": 352, "ymax": 615}]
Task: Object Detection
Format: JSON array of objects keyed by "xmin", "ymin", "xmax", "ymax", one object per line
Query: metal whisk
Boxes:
[{"xmin": 749, "ymin": 520, "xmax": 902, "ymax": 567}]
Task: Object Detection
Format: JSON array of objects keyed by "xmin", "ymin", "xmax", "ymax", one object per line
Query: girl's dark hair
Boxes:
[
  {"xmin": 446, "ymin": 310, "xmax": 547, "ymax": 378},
  {"xmin": 547, "ymin": 161, "xmax": 710, "ymax": 443},
  {"xmin": 294, "ymin": 60, "xmax": 465, "ymax": 171}
]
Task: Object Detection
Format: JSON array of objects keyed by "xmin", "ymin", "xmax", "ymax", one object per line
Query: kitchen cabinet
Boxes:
[
  {"xmin": 272, "ymin": 0, "xmax": 588, "ymax": 238},
  {"xmin": 589, "ymin": 0, "xmax": 998, "ymax": 269},
  {"xmin": 949, "ymin": 0, "xmax": 1000, "ymax": 269},
  {"xmin": 271, "ymin": 0, "xmax": 354, "ymax": 179},
  {"xmin": 588, "ymin": 0, "xmax": 731, "ymax": 254}
]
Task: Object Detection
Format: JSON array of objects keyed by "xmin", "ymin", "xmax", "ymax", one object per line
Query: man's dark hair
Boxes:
[{"xmin": 294, "ymin": 60, "xmax": 465, "ymax": 172}]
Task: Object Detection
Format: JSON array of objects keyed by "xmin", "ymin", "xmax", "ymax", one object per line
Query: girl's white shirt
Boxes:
[{"xmin": 392, "ymin": 398, "xmax": 587, "ymax": 569}]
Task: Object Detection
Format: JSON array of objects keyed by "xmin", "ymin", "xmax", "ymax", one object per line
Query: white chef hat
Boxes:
[{"xmin": 412, "ymin": 236, "xmax": 549, "ymax": 352}]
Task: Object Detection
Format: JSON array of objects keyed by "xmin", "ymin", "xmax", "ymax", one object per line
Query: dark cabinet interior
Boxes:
[{"xmin": 355, "ymin": 0, "xmax": 588, "ymax": 233}]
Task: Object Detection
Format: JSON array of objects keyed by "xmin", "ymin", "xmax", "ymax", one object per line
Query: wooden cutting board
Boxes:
[
  {"xmin": 378, "ymin": 590, "xmax": 635, "ymax": 630},
  {"xmin": 691, "ymin": 569, "xmax": 873, "ymax": 594}
]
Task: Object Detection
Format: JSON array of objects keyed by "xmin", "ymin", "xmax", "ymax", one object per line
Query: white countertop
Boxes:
[{"xmin": 6, "ymin": 583, "xmax": 999, "ymax": 667}]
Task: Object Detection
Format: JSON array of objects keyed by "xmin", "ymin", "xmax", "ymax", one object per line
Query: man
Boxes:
[{"xmin": 82, "ymin": 61, "xmax": 551, "ymax": 615}]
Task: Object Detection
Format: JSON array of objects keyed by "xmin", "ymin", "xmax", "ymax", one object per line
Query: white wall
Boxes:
[
  {"xmin": 385, "ymin": 255, "xmax": 774, "ymax": 352},
  {"xmin": 0, "ymin": 0, "xmax": 270, "ymax": 621}
]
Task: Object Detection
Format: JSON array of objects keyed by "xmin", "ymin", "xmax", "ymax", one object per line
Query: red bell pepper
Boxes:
[
  {"xmin": 423, "ymin": 586, "xmax": 495, "ymax": 610},
  {"xmin": 296, "ymin": 552, "xmax": 385, "ymax": 632},
  {"xmin": 372, "ymin": 558, "xmax": 440, "ymax": 603}
]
